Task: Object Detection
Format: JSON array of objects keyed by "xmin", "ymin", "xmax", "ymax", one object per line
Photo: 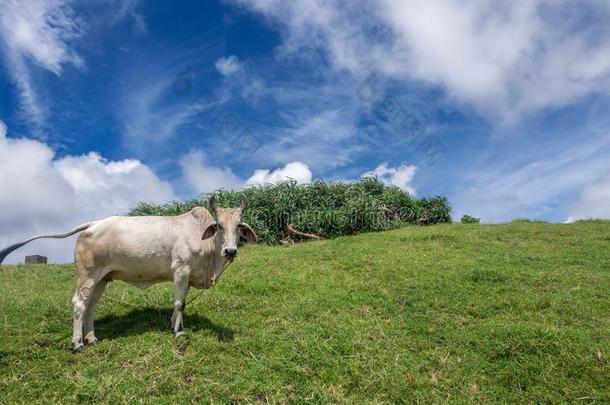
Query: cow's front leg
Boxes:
[{"xmin": 171, "ymin": 266, "xmax": 191, "ymax": 337}]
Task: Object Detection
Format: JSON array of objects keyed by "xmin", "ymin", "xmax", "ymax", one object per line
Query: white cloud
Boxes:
[
  {"xmin": 246, "ymin": 161, "xmax": 312, "ymax": 185},
  {"xmin": 179, "ymin": 149, "xmax": 244, "ymax": 194},
  {"xmin": 232, "ymin": 0, "xmax": 610, "ymax": 123},
  {"xmin": 108, "ymin": 0, "xmax": 147, "ymax": 33},
  {"xmin": 255, "ymin": 109, "xmax": 361, "ymax": 172},
  {"xmin": 241, "ymin": 79, "xmax": 267, "ymax": 104},
  {"xmin": 0, "ymin": 0, "xmax": 83, "ymax": 74},
  {"xmin": 362, "ymin": 162, "xmax": 417, "ymax": 195},
  {"xmin": 0, "ymin": 123, "xmax": 175, "ymax": 263},
  {"xmin": 566, "ymin": 175, "xmax": 610, "ymax": 222},
  {"xmin": 118, "ymin": 72, "xmax": 222, "ymax": 153},
  {"xmin": 0, "ymin": 0, "xmax": 84, "ymax": 131},
  {"xmin": 215, "ymin": 55, "xmax": 243, "ymax": 76},
  {"xmin": 180, "ymin": 149, "xmax": 313, "ymax": 194}
]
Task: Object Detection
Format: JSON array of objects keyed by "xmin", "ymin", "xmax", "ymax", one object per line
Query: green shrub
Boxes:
[
  {"xmin": 128, "ymin": 177, "xmax": 452, "ymax": 244},
  {"xmin": 511, "ymin": 218, "xmax": 548, "ymax": 224},
  {"xmin": 461, "ymin": 214, "xmax": 480, "ymax": 224}
]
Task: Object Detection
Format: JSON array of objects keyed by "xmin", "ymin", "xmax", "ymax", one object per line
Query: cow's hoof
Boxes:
[
  {"xmin": 175, "ymin": 331, "xmax": 185, "ymax": 338},
  {"xmin": 84, "ymin": 332, "xmax": 98, "ymax": 346},
  {"xmin": 72, "ymin": 343, "xmax": 85, "ymax": 353},
  {"xmin": 86, "ymin": 338, "xmax": 98, "ymax": 346}
]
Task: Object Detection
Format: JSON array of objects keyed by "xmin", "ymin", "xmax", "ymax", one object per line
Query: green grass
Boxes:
[{"xmin": 1, "ymin": 221, "xmax": 609, "ymax": 403}]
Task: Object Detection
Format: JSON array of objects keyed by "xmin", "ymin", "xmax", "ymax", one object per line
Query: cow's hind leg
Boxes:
[
  {"xmin": 83, "ymin": 279, "xmax": 107, "ymax": 346},
  {"xmin": 170, "ymin": 266, "xmax": 191, "ymax": 337},
  {"xmin": 71, "ymin": 276, "xmax": 99, "ymax": 352}
]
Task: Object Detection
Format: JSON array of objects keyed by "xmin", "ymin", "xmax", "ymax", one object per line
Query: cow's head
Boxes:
[{"xmin": 202, "ymin": 194, "xmax": 257, "ymax": 259}]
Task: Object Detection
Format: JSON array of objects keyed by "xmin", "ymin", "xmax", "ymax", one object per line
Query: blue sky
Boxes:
[{"xmin": 1, "ymin": 0, "xmax": 610, "ymax": 262}]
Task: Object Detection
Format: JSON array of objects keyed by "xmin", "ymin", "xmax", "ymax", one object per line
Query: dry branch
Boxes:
[
  {"xmin": 286, "ymin": 224, "xmax": 322, "ymax": 240},
  {"xmin": 379, "ymin": 204, "xmax": 399, "ymax": 220}
]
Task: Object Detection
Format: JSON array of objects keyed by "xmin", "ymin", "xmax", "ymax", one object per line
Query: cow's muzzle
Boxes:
[{"xmin": 222, "ymin": 248, "xmax": 237, "ymax": 258}]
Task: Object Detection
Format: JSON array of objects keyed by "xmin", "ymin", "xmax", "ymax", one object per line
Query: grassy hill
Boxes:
[{"xmin": 1, "ymin": 221, "xmax": 609, "ymax": 403}]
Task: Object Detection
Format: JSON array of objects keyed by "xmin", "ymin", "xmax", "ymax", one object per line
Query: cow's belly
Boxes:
[
  {"xmin": 110, "ymin": 272, "xmax": 172, "ymax": 289},
  {"xmin": 105, "ymin": 255, "xmax": 174, "ymax": 289}
]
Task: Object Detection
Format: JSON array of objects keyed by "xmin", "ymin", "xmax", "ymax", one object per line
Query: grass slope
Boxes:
[{"xmin": 1, "ymin": 222, "xmax": 609, "ymax": 403}]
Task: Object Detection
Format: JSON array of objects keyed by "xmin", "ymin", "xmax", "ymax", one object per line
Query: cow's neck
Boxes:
[{"xmin": 211, "ymin": 231, "xmax": 226, "ymax": 268}]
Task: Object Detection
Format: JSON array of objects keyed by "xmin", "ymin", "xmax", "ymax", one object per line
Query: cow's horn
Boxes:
[
  {"xmin": 209, "ymin": 194, "xmax": 218, "ymax": 217},
  {"xmin": 241, "ymin": 194, "xmax": 248, "ymax": 211}
]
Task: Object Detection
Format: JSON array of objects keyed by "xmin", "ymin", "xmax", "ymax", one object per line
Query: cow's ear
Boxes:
[
  {"xmin": 238, "ymin": 223, "xmax": 257, "ymax": 243},
  {"xmin": 202, "ymin": 223, "xmax": 219, "ymax": 240}
]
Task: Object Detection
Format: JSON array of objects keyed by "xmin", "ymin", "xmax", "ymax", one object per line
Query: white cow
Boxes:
[{"xmin": 0, "ymin": 195, "xmax": 256, "ymax": 352}]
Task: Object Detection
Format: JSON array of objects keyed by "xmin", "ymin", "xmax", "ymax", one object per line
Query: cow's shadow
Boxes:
[{"xmin": 95, "ymin": 307, "xmax": 235, "ymax": 342}]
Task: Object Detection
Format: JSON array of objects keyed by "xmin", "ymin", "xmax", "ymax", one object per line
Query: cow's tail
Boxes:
[{"xmin": 0, "ymin": 222, "xmax": 96, "ymax": 265}]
